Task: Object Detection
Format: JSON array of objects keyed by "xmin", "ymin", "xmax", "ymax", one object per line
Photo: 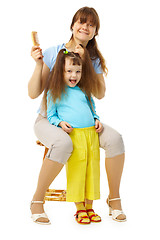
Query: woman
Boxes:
[{"xmin": 29, "ymin": 7, "xmax": 126, "ymax": 224}]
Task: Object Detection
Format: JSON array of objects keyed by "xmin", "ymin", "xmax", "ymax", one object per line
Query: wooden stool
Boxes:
[{"xmin": 36, "ymin": 140, "xmax": 66, "ymax": 201}]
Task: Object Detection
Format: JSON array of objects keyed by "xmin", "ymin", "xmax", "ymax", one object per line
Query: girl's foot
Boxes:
[
  {"xmin": 86, "ymin": 209, "xmax": 101, "ymax": 222},
  {"xmin": 30, "ymin": 201, "xmax": 50, "ymax": 224},
  {"xmin": 75, "ymin": 210, "xmax": 91, "ymax": 224},
  {"xmin": 106, "ymin": 197, "xmax": 126, "ymax": 221}
]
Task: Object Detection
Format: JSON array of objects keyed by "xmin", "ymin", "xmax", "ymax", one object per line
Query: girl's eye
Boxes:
[
  {"xmin": 67, "ymin": 70, "xmax": 71, "ymax": 73},
  {"xmin": 77, "ymin": 71, "xmax": 81, "ymax": 73}
]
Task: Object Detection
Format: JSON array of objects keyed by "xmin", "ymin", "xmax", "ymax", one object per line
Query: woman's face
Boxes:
[{"xmin": 72, "ymin": 18, "xmax": 96, "ymax": 44}]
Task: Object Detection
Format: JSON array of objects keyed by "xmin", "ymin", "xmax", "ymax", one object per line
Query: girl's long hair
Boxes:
[
  {"xmin": 70, "ymin": 6, "xmax": 108, "ymax": 75},
  {"xmin": 41, "ymin": 48, "xmax": 101, "ymax": 114}
]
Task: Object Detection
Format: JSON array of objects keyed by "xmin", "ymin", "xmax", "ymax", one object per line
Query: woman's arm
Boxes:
[
  {"xmin": 28, "ymin": 63, "xmax": 50, "ymax": 99},
  {"xmin": 74, "ymin": 45, "xmax": 106, "ymax": 100},
  {"xmin": 28, "ymin": 46, "xmax": 50, "ymax": 99},
  {"xmin": 94, "ymin": 74, "xmax": 106, "ymax": 99}
]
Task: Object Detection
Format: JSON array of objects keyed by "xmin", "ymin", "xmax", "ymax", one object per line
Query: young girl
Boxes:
[{"xmin": 45, "ymin": 48, "xmax": 103, "ymax": 224}]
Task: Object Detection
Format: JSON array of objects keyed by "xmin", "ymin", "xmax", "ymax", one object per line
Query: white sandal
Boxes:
[
  {"xmin": 30, "ymin": 201, "xmax": 51, "ymax": 225},
  {"xmin": 107, "ymin": 197, "xmax": 126, "ymax": 222}
]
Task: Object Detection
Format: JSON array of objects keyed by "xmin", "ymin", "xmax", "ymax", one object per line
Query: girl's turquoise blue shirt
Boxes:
[{"xmin": 47, "ymin": 86, "xmax": 100, "ymax": 128}]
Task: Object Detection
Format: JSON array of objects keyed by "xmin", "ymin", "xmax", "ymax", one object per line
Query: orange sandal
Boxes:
[
  {"xmin": 74, "ymin": 210, "xmax": 91, "ymax": 224},
  {"xmin": 86, "ymin": 209, "xmax": 101, "ymax": 222}
]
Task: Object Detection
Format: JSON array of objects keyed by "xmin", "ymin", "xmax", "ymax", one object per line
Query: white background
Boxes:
[{"xmin": 0, "ymin": 0, "xmax": 160, "ymax": 239}]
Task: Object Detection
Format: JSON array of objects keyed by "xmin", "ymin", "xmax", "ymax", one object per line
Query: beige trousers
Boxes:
[{"xmin": 34, "ymin": 115, "xmax": 125, "ymax": 164}]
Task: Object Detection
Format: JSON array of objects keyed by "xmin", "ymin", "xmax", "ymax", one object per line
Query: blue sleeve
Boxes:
[
  {"xmin": 43, "ymin": 46, "xmax": 60, "ymax": 71},
  {"xmin": 43, "ymin": 47, "xmax": 58, "ymax": 71},
  {"xmin": 47, "ymin": 93, "xmax": 62, "ymax": 126},
  {"xmin": 92, "ymin": 58, "xmax": 103, "ymax": 74},
  {"xmin": 86, "ymin": 96, "xmax": 100, "ymax": 120}
]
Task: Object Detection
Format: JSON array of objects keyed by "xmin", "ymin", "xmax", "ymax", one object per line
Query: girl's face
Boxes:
[
  {"xmin": 72, "ymin": 18, "xmax": 96, "ymax": 44},
  {"xmin": 64, "ymin": 57, "xmax": 82, "ymax": 87}
]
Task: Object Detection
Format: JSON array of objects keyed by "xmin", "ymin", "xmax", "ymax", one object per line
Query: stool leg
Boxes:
[{"xmin": 43, "ymin": 147, "xmax": 49, "ymax": 161}]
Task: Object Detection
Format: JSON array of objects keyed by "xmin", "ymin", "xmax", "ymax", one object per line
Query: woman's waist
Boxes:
[{"xmin": 35, "ymin": 114, "xmax": 46, "ymax": 124}]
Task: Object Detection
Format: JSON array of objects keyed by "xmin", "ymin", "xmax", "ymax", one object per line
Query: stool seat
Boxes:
[{"xmin": 45, "ymin": 189, "xmax": 66, "ymax": 201}]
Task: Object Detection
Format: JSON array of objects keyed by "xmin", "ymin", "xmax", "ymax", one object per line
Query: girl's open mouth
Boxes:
[{"xmin": 69, "ymin": 80, "xmax": 77, "ymax": 84}]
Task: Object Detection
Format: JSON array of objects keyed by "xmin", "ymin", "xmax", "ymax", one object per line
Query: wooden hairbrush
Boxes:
[{"xmin": 31, "ymin": 31, "xmax": 40, "ymax": 46}]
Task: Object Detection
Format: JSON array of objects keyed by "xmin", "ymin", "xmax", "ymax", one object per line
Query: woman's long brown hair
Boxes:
[
  {"xmin": 70, "ymin": 6, "xmax": 108, "ymax": 75},
  {"xmin": 41, "ymin": 48, "xmax": 101, "ymax": 114}
]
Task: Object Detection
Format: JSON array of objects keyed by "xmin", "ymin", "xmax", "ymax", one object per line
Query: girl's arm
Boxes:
[
  {"xmin": 86, "ymin": 96, "xmax": 100, "ymax": 120},
  {"xmin": 95, "ymin": 119, "xmax": 103, "ymax": 133},
  {"xmin": 28, "ymin": 46, "xmax": 50, "ymax": 99},
  {"xmin": 88, "ymin": 96, "xmax": 103, "ymax": 133},
  {"xmin": 47, "ymin": 108, "xmax": 62, "ymax": 126},
  {"xmin": 47, "ymin": 95, "xmax": 62, "ymax": 126},
  {"xmin": 47, "ymin": 96, "xmax": 73, "ymax": 133},
  {"xmin": 90, "ymin": 96, "xmax": 103, "ymax": 133},
  {"xmin": 90, "ymin": 96, "xmax": 100, "ymax": 120}
]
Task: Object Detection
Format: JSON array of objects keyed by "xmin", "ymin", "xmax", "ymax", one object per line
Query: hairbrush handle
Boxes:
[{"xmin": 31, "ymin": 31, "xmax": 40, "ymax": 46}]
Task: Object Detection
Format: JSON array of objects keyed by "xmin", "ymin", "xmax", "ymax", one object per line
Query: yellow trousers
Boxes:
[{"xmin": 66, "ymin": 126, "xmax": 100, "ymax": 202}]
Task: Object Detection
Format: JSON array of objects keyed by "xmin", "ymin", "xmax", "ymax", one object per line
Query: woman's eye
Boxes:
[{"xmin": 89, "ymin": 23, "xmax": 94, "ymax": 27}]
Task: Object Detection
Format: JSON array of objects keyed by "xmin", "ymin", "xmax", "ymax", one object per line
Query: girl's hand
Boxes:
[
  {"xmin": 95, "ymin": 119, "xmax": 103, "ymax": 133},
  {"xmin": 31, "ymin": 46, "xmax": 43, "ymax": 64},
  {"xmin": 74, "ymin": 44, "xmax": 84, "ymax": 59},
  {"xmin": 59, "ymin": 121, "xmax": 73, "ymax": 133}
]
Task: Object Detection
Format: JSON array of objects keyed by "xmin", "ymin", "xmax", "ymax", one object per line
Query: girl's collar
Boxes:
[{"xmin": 66, "ymin": 85, "xmax": 79, "ymax": 89}]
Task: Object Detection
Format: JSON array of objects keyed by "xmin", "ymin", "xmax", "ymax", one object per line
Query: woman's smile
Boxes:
[
  {"xmin": 79, "ymin": 31, "xmax": 89, "ymax": 35},
  {"xmin": 78, "ymin": 30, "xmax": 89, "ymax": 35}
]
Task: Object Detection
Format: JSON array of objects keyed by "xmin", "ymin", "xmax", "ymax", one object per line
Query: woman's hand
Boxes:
[
  {"xmin": 31, "ymin": 46, "xmax": 43, "ymax": 64},
  {"xmin": 74, "ymin": 44, "xmax": 84, "ymax": 59},
  {"xmin": 95, "ymin": 119, "xmax": 103, "ymax": 133},
  {"xmin": 59, "ymin": 121, "xmax": 73, "ymax": 133}
]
